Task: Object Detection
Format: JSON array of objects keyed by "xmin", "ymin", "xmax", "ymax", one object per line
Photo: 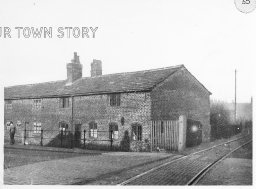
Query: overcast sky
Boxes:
[{"xmin": 0, "ymin": 0, "xmax": 255, "ymax": 103}]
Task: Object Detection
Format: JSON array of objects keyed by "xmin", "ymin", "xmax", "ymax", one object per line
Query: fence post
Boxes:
[
  {"xmin": 83, "ymin": 129, "xmax": 86, "ymax": 148},
  {"xmin": 40, "ymin": 129, "xmax": 43, "ymax": 146},
  {"xmin": 71, "ymin": 131, "xmax": 73, "ymax": 149},
  {"xmin": 60, "ymin": 130, "xmax": 63, "ymax": 147},
  {"xmin": 178, "ymin": 115, "xmax": 187, "ymax": 151},
  {"xmin": 150, "ymin": 121, "xmax": 153, "ymax": 152},
  {"xmin": 110, "ymin": 130, "xmax": 113, "ymax": 150},
  {"xmin": 24, "ymin": 128, "xmax": 26, "ymax": 145}
]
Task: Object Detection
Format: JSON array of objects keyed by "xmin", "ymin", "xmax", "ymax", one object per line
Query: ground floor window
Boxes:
[
  {"xmin": 17, "ymin": 120, "xmax": 22, "ymax": 127},
  {"xmin": 6, "ymin": 121, "xmax": 12, "ymax": 130},
  {"xmin": 5, "ymin": 100, "xmax": 12, "ymax": 111},
  {"xmin": 131, "ymin": 123, "xmax": 142, "ymax": 141},
  {"xmin": 109, "ymin": 122, "xmax": 118, "ymax": 140},
  {"xmin": 33, "ymin": 122, "xmax": 42, "ymax": 134},
  {"xmin": 59, "ymin": 121, "xmax": 69, "ymax": 131},
  {"xmin": 89, "ymin": 121, "xmax": 97, "ymax": 138}
]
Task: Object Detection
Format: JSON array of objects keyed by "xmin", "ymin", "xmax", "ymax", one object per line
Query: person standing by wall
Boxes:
[{"xmin": 9, "ymin": 122, "xmax": 16, "ymax": 145}]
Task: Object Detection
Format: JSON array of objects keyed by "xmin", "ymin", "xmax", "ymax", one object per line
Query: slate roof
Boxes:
[{"xmin": 5, "ymin": 65, "xmax": 186, "ymax": 99}]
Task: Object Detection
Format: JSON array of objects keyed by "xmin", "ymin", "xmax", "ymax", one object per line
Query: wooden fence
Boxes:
[{"xmin": 151, "ymin": 120, "xmax": 179, "ymax": 151}]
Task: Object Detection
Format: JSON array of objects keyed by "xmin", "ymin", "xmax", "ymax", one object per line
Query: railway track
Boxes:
[
  {"xmin": 119, "ymin": 135, "xmax": 251, "ymax": 185},
  {"xmin": 187, "ymin": 140, "xmax": 252, "ymax": 185}
]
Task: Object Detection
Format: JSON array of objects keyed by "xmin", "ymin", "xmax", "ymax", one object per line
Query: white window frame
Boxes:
[
  {"xmin": 90, "ymin": 129, "xmax": 98, "ymax": 138},
  {"xmin": 33, "ymin": 122, "xmax": 42, "ymax": 134},
  {"xmin": 109, "ymin": 123, "xmax": 119, "ymax": 140},
  {"xmin": 112, "ymin": 131, "xmax": 118, "ymax": 140},
  {"xmin": 89, "ymin": 121, "xmax": 98, "ymax": 139},
  {"xmin": 132, "ymin": 124, "xmax": 142, "ymax": 141}
]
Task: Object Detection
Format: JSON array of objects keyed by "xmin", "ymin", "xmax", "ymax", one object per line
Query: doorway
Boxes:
[{"xmin": 74, "ymin": 124, "xmax": 81, "ymax": 147}]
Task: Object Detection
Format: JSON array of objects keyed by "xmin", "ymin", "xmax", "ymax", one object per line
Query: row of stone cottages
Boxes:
[{"xmin": 4, "ymin": 52, "xmax": 211, "ymax": 151}]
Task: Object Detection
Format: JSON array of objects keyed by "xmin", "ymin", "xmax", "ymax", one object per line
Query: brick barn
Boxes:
[{"xmin": 4, "ymin": 52, "xmax": 211, "ymax": 151}]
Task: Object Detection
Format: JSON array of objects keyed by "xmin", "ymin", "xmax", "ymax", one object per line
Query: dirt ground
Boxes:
[
  {"xmin": 4, "ymin": 150, "xmax": 177, "ymax": 185},
  {"xmin": 4, "ymin": 133, "xmax": 251, "ymax": 185},
  {"xmin": 197, "ymin": 142, "xmax": 252, "ymax": 185},
  {"xmin": 4, "ymin": 148, "xmax": 97, "ymax": 169}
]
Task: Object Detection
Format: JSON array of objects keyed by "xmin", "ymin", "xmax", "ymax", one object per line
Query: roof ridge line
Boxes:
[
  {"xmin": 4, "ymin": 79, "xmax": 66, "ymax": 88},
  {"xmin": 150, "ymin": 67, "xmax": 182, "ymax": 90},
  {"xmin": 81, "ymin": 64, "xmax": 185, "ymax": 79},
  {"xmin": 4, "ymin": 64, "xmax": 184, "ymax": 87}
]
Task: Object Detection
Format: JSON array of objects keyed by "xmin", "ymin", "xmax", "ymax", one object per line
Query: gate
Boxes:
[{"xmin": 151, "ymin": 120, "xmax": 179, "ymax": 151}]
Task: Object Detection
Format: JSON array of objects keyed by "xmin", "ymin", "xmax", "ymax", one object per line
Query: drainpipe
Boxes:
[{"xmin": 71, "ymin": 95, "xmax": 74, "ymax": 148}]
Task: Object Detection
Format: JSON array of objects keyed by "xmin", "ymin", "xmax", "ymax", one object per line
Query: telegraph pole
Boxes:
[
  {"xmin": 71, "ymin": 95, "xmax": 74, "ymax": 148},
  {"xmin": 234, "ymin": 69, "xmax": 237, "ymax": 122}
]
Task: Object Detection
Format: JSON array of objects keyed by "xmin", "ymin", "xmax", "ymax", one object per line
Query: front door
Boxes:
[{"xmin": 74, "ymin": 124, "xmax": 81, "ymax": 147}]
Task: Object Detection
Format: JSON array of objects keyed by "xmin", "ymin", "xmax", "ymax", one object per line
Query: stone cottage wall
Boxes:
[
  {"xmin": 4, "ymin": 91, "xmax": 151, "ymax": 150},
  {"xmin": 4, "ymin": 98, "xmax": 72, "ymax": 145},
  {"xmin": 74, "ymin": 92, "xmax": 151, "ymax": 149},
  {"xmin": 151, "ymin": 69, "xmax": 211, "ymax": 142}
]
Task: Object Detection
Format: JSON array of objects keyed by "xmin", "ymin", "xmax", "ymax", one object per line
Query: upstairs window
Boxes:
[
  {"xmin": 109, "ymin": 122, "xmax": 119, "ymax": 140},
  {"xmin": 33, "ymin": 122, "xmax": 42, "ymax": 134},
  {"xmin": 89, "ymin": 121, "xmax": 97, "ymax": 138},
  {"xmin": 131, "ymin": 123, "xmax": 142, "ymax": 141},
  {"xmin": 109, "ymin": 94, "xmax": 121, "ymax": 106},
  {"xmin": 60, "ymin": 97, "xmax": 70, "ymax": 108},
  {"xmin": 5, "ymin": 100, "xmax": 12, "ymax": 111},
  {"xmin": 33, "ymin": 99, "xmax": 42, "ymax": 110}
]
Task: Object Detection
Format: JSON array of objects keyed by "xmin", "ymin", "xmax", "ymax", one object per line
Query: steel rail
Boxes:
[
  {"xmin": 187, "ymin": 139, "xmax": 252, "ymax": 185},
  {"xmin": 119, "ymin": 135, "xmax": 249, "ymax": 185}
]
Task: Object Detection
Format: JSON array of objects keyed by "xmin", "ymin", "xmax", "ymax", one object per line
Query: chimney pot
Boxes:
[
  {"xmin": 91, "ymin": 59, "xmax": 102, "ymax": 77},
  {"xmin": 66, "ymin": 52, "xmax": 83, "ymax": 85}
]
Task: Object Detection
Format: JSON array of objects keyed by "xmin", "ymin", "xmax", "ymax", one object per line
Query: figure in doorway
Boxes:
[{"xmin": 9, "ymin": 122, "xmax": 16, "ymax": 145}]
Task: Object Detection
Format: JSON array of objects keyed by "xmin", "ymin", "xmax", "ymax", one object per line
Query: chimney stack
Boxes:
[
  {"xmin": 91, "ymin": 59, "xmax": 102, "ymax": 77},
  {"xmin": 66, "ymin": 52, "xmax": 83, "ymax": 85}
]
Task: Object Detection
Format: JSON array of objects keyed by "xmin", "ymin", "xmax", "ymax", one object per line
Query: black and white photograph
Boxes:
[{"xmin": 0, "ymin": 0, "xmax": 254, "ymax": 186}]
